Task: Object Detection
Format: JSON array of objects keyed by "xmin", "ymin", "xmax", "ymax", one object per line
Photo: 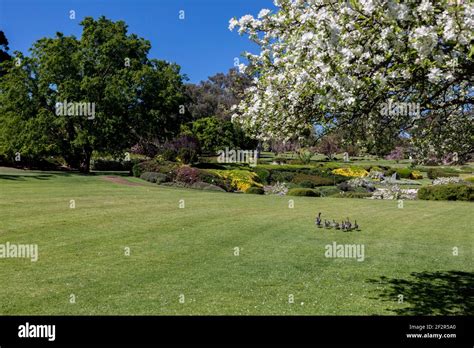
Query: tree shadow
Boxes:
[
  {"xmin": 0, "ymin": 174, "xmax": 54, "ymax": 181},
  {"xmin": 367, "ymin": 271, "xmax": 474, "ymax": 315},
  {"xmin": 0, "ymin": 171, "xmax": 75, "ymax": 181}
]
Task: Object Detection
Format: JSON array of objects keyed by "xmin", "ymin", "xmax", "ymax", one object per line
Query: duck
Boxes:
[
  {"xmin": 315, "ymin": 212, "xmax": 322, "ymax": 228},
  {"xmin": 324, "ymin": 220, "xmax": 331, "ymax": 228},
  {"xmin": 354, "ymin": 220, "xmax": 359, "ymax": 231},
  {"xmin": 345, "ymin": 218, "xmax": 352, "ymax": 231}
]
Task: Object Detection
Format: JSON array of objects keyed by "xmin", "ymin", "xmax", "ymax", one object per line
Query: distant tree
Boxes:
[
  {"xmin": 185, "ymin": 68, "xmax": 252, "ymax": 120},
  {"xmin": 316, "ymin": 134, "xmax": 341, "ymax": 160},
  {"xmin": 385, "ymin": 146, "xmax": 408, "ymax": 163},
  {"xmin": 181, "ymin": 116, "xmax": 257, "ymax": 154}
]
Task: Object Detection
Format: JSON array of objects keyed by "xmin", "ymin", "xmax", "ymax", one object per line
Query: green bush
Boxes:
[
  {"xmin": 287, "ymin": 188, "xmax": 319, "ymax": 197},
  {"xmin": 132, "ymin": 163, "xmax": 143, "ymax": 177},
  {"xmin": 135, "ymin": 160, "xmax": 177, "ymax": 180},
  {"xmin": 190, "ymin": 182, "xmax": 226, "ymax": 192},
  {"xmin": 292, "ymin": 173, "xmax": 334, "ymax": 187},
  {"xmin": 298, "ymin": 180, "xmax": 314, "ymax": 188},
  {"xmin": 177, "ymin": 147, "xmax": 199, "ymax": 164},
  {"xmin": 315, "ymin": 187, "xmax": 341, "ymax": 197},
  {"xmin": 270, "ymin": 171, "xmax": 296, "ymax": 183},
  {"xmin": 154, "ymin": 173, "xmax": 168, "ymax": 184},
  {"xmin": 427, "ymin": 168, "xmax": 459, "ymax": 179},
  {"xmin": 245, "ymin": 187, "xmax": 265, "ymax": 194},
  {"xmin": 418, "ymin": 184, "xmax": 473, "ymax": 201},
  {"xmin": 140, "ymin": 172, "xmax": 167, "ymax": 183},
  {"xmin": 253, "ymin": 167, "xmax": 271, "ymax": 184},
  {"xmin": 198, "ymin": 170, "xmax": 232, "ymax": 191}
]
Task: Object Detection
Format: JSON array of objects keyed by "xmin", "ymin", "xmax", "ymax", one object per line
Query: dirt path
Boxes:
[{"xmin": 102, "ymin": 176, "xmax": 148, "ymax": 187}]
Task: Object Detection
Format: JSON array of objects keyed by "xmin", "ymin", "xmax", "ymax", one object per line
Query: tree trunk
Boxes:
[{"xmin": 79, "ymin": 148, "xmax": 92, "ymax": 173}]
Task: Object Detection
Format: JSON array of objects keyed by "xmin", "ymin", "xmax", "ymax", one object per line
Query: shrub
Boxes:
[
  {"xmin": 315, "ymin": 186, "xmax": 341, "ymax": 196},
  {"xmin": 174, "ymin": 166, "xmax": 201, "ymax": 184},
  {"xmin": 134, "ymin": 160, "xmax": 178, "ymax": 180},
  {"xmin": 427, "ymin": 168, "xmax": 459, "ymax": 179},
  {"xmin": 332, "ymin": 167, "xmax": 369, "ymax": 178},
  {"xmin": 132, "ymin": 163, "xmax": 143, "ymax": 177},
  {"xmin": 154, "ymin": 173, "xmax": 168, "ymax": 184},
  {"xmin": 253, "ymin": 167, "xmax": 271, "ymax": 184},
  {"xmin": 198, "ymin": 170, "xmax": 232, "ymax": 191},
  {"xmin": 418, "ymin": 184, "xmax": 474, "ymax": 201},
  {"xmin": 159, "ymin": 135, "xmax": 201, "ymax": 164},
  {"xmin": 396, "ymin": 168, "xmax": 412, "ymax": 179},
  {"xmin": 209, "ymin": 169, "xmax": 262, "ymax": 192},
  {"xmin": 270, "ymin": 171, "xmax": 296, "ymax": 183},
  {"xmin": 298, "ymin": 180, "xmax": 315, "ymax": 188},
  {"xmin": 190, "ymin": 182, "xmax": 226, "ymax": 192},
  {"xmin": 292, "ymin": 173, "xmax": 334, "ymax": 187},
  {"xmin": 177, "ymin": 147, "xmax": 199, "ymax": 164},
  {"xmin": 410, "ymin": 170, "xmax": 423, "ymax": 180},
  {"xmin": 246, "ymin": 187, "xmax": 265, "ymax": 194},
  {"xmin": 161, "ymin": 148, "xmax": 177, "ymax": 162},
  {"xmin": 140, "ymin": 172, "xmax": 167, "ymax": 183},
  {"xmin": 297, "ymin": 149, "xmax": 313, "ymax": 164},
  {"xmin": 287, "ymin": 188, "xmax": 319, "ymax": 197}
]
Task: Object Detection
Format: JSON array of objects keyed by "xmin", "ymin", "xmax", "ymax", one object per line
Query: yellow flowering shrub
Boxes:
[
  {"xmin": 410, "ymin": 170, "xmax": 423, "ymax": 180},
  {"xmin": 209, "ymin": 170, "xmax": 262, "ymax": 192},
  {"xmin": 332, "ymin": 167, "xmax": 369, "ymax": 178}
]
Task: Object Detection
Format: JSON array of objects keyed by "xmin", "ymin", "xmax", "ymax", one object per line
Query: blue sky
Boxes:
[{"xmin": 0, "ymin": 0, "xmax": 274, "ymax": 83}]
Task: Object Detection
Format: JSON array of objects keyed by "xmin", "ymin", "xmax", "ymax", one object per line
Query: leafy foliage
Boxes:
[
  {"xmin": 245, "ymin": 187, "xmax": 265, "ymax": 194},
  {"xmin": 0, "ymin": 17, "xmax": 187, "ymax": 172},
  {"xmin": 332, "ymin": 167, "xmax": 369, "ymax": 178},
  {"xmin": 418, "ymin": 185, "xmax": 473, "ymax": 201},
  {"xmin": 287, "ymin": 188, "xmax": 319, "ymax": 197}
]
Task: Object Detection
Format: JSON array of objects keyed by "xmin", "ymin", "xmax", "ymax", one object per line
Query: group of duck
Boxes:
[{"xmin": 315, "ymin": 212, "xmax": 359, "ymax": 231}]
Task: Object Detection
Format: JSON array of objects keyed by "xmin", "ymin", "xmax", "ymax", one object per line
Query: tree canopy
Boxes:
[{"xmin": 0, "ymin": 17, "xmax": 187, "ymax": 171}]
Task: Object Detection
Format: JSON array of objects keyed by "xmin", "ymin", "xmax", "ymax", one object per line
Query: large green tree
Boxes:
[{"xmin": 0, "ymin": 17, "xmax": 187, "ymax": 172}]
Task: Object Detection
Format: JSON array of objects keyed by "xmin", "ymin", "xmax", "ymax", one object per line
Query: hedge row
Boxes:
[{"xmin": 417, "ymin": 184, "xmax": 473, "ymax": 201}]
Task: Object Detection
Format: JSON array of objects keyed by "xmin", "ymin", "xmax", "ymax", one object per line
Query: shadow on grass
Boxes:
[
  {"xmin": 367, "ymin": 271, "xmax": 474, "ymax": 315},
  {"xmin": 0, "ymin": 174, "xmax": 55, "ymax": 181},
  {"xmin": 0, "ymin": 170, "xmax": 77, "ymax": 181},
  {"xmin": 0, "ymin": 171, "xmax": 130, "ymax": 181}
]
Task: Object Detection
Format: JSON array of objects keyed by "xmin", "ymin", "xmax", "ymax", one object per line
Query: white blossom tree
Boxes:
[{"xmin": 229, "ymin": 0, "xmax": 473, "ymax": 162}]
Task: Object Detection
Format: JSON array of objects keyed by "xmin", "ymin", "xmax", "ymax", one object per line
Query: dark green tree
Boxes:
[{"xmin": 0, "ymin": 17, "xmax": 187, "ymax": 172}]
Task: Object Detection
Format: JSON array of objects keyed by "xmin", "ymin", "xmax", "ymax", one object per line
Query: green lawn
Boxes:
[{"xmin": 0, "ymin": 168, "xmax": 472, "ymax": 315}]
